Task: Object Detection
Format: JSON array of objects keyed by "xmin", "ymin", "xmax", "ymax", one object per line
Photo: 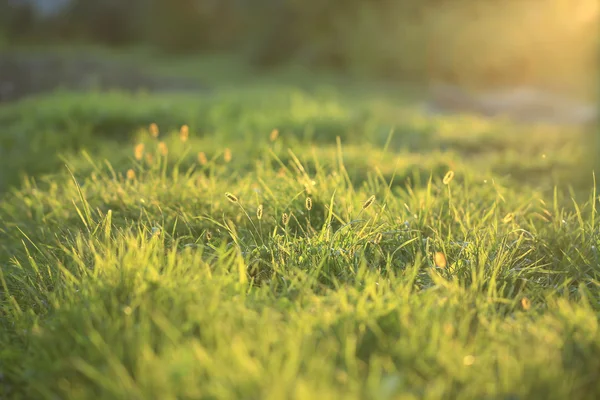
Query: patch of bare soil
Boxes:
[{"xmin": 0, "ymin": 51, "xmax": 207, "ymax": 103}]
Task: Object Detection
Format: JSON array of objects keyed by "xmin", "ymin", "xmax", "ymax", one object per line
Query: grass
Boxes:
[{"xmin": 0, "ymin": 51, "xmax": 599, "ymax": 399}]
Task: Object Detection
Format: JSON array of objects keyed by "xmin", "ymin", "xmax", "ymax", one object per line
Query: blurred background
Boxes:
[
  {"xmin": 1, "ymin": 0, "xmax": 597, "ymax": 98},
  {"xmin": 0, "ymin": 0, "xmax": 598, "ymax": 194}
]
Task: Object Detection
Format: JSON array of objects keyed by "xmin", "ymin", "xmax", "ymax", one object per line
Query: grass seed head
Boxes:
[
  {"xmin": 206, "ymin": 231, "xmax": 212, "ymax": 241},
  {"xmin": 463, "ymin": 355, "xmax": 475, "ymax": 366},
  {"xmin": 363, "ymin": 195, "xmax": 376, "ymax": 210},
  {"xmin": 224, "ymin": 148, "xmax": 232, "ymax": 163},
  {"xmin": 282, "ymin": 213, "xmax": 289, "ymax": 225},
  {"xmin": 434, "ymin": 252, "xmax": 447, "ymax": 268},
  {"xmin": 305, "ymin": 197, "xmax": 313, "ymax": 211},
  {"xmin": 180, "ymin": 125, "xmax": 189, "ymax": 142},
  {"xmin": 521, "ymin": 297, "xmax": 531, "ymax": 310},
  {"xmin": 134, "ymin": 143, "xmax": 145, "ymax": 160},
  {"xmin": 503, "ymin": 213, "xmax": 514, "ymax": 224},
  {"xmin": 443, "ymin": 323, "xmax": 454, "ymax": 336},
  {"xmin": 443, "ymin": 170, "xmax": 455, "ymax": 185},
  {"xmin": 374, "ymin": 232, "xmax": 383, "ymax": 244},
  {"xmin": 149, "ymin": 123, "xmax": 159, "ymax": 138},
  {"xmin": 225, "ymin": 192, "xmax": 239, "ymax": 203},
  {"xmin": 257, "ymin": 204, "xmax": 263, "ymax": 220},
  {"xmin": 145, "ymin": 153, "xmax": 154, "ymax": 165},
  {"xmin": 126, "ymin": 169, "xmax": 136, "ymax": 180},
  {"xmin": 198, "ymin": 151, "xmax": 208, "ymax": 165},
  {"xmin": 270, "ymin": 129, "xmax": 279, "ymax": 141},
  {"xmin": 158, "ymin": 142, "xmax": 168, "ymax": 156}
]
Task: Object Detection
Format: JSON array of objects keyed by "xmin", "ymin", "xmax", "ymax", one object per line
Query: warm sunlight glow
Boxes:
[{"xmin": 427, "ymin": 0, "xmax": 598, "ymax": 98}]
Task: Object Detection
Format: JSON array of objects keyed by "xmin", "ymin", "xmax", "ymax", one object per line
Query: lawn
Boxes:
[{"xmin": 0, "ymin": 51, "xmax": 599, "ymax": 399}]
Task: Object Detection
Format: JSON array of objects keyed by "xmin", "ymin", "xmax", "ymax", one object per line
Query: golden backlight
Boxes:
[{"xmin": 426, "ymin": 0, "xmax": 598, "ymax": 100}]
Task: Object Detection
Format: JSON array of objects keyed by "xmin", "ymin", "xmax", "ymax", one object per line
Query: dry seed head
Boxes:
[
  {"xmin": 521, "ymin": 297, "xmax": 531, "ymax": 311},
  {"xmin": 158, "ymin": 141, "xmax": 168, "ymax": 156},
  {"xmin": 463, "ymin": 355, "xmax": 475, "ymax": 366},
  {"xmin": 126, "ymin": 169, "xmax": 136, "ymax": 180},
  {"xmin": 224, "ymin": 148, "xmax": 232, "ymax": 163},
  {"xmin": 134, "ymin": 143, "xmax": 145, "ymax": 160},
  {"xmin": 225, "ymin": 192, "xmax": 239, "ymax": 203},
  {"xmin": 533, "ymin": 212, "xmax": 550, "ymax": 223},
  {"xmin": 149, "ymin": 123, "xmax": 159, "ymax": 138},
  {"xmin": 443, "ymin": 170, "xmax": 455, "ymax": 185},
  {"xmin": 206, "ymin": 231, "xmax": 212, "ymax": 241},
  {"xmin": 363, "ymin": 195, "xmax": 376, "ymax": 210},
  {"xmin": 198, "ymin": 151, "xmax": 208, "ymax": 165},
  {"xmin": 282, "ymin": 213, "xmax": 289, "ymax": 225},
  {"xmin": 180, "ymin": 125, "xmax": 189, "ymax": 142},
  {"xmin": 270, "ymin": 129, "xmax": 279, "ymax": 141},
  {"xmin": 443, "ymin": 323, "xmax": 454, "ymax": 336},
  {"xmin": 257, "ymin": 204, "xmax": 263, "ymax": 220},
  {"xmin": 502, "ymin": 213, "xmax": 514, "ymax": 224},
  {"xmin": 305, "ymin": 197, "xmax": 313, "ymax": 211},
  {"xmin": 374, "ymin": 232, "xmax": 383, "ymax": 245},
  {"xmin": 434, "ymin": 252, "xmax": 447, "ymax": 268}
]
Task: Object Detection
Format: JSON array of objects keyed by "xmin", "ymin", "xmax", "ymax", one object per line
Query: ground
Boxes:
[{"xmin": 0, "ymin": 48, "xmax": 599, "ymax": 400}]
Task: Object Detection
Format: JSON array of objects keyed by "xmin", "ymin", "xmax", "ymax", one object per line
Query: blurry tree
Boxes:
[
  {"xmin": 0, "ymin": 0, "xmax": 596, "ymax": 95},
  {"xmin": 143, "ymin": 0, "xmax": 247, "ymax": 53},
  {"xmin": 0, "ymin": 0, "xmax": 36, "ymax": 39},
  {"xmin": 62, "ymin": 0, "xmax": 144, "ymax": 45}
]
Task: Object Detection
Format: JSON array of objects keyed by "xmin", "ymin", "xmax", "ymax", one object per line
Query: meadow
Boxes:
[{"xmin": 0, "ymin": 52, "xmax": 599, "ymax": 399}]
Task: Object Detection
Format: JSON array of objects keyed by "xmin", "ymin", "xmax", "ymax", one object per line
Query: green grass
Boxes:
[{"xmin": 0, "ymin": 53, "xmax": 599, "ymax": 399}]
